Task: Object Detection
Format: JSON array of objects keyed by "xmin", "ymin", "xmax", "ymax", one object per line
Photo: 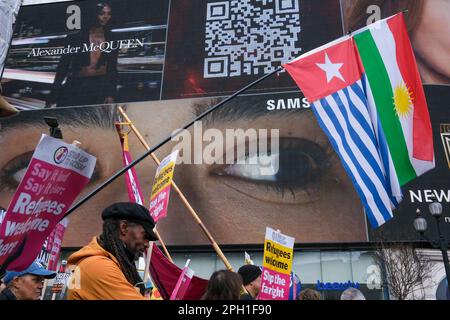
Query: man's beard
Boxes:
[{"xmin": 122, "ymin": 242, "xmax": 138, "ymax": 262}]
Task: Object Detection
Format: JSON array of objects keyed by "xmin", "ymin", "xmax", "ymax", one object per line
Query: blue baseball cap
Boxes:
[{"xmin": 2, "ymin": 261, "xmax": 56, "ymax": 285}]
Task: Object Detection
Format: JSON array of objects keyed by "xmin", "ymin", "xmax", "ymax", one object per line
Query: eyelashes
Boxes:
[
  {"xmin": 210, "ymin": 138, "xmax": 333, "ymax": 204},
  {"xmin": 0, "ymin": 137, "xmax": 333, "ymax": 206},
  {"xmin": 0, "ymin": 151, "xmax": 102, "ymax": 191},
  {"xmin": 0, "ymin": 151, "xmax": 34, "ymax": 191}
]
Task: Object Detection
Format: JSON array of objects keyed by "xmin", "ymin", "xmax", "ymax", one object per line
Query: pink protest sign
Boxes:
[
  {"xmin": 170, "ymin": 261, "xmax": 194, "ymax": 300},
  {"xmin": 259, "ymin": 227, "xmax": 295, "ymax": 300},
  {"xmin": 0, "ymin": 135, "xmax": 96, "ymax": 271},
  {"xmin": 149, "ymin": 150, "xmax": 178, "ymax": 222},
  {"xmin": 47, "ymin": 218, "xmax": 69, "ymax": 271}
]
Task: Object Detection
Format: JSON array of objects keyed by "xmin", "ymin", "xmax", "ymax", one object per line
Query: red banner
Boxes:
[{"xmin": 149, "ymin": 243, "xmax": 207, "ymax": 300}]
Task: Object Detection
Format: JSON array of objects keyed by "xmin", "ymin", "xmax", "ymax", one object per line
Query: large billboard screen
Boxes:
[{"xmin": 1, "ymin": 0, "xmax": 449, "ymax": 247}]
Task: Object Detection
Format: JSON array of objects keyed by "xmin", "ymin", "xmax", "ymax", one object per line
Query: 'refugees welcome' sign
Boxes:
[
  {"xmin": 0, "ymin": 135, "xmax": 96, "ymax": 271},
  {"xmin": 259, "ymin": 227, "xmax": 295, "ymax": 300}
]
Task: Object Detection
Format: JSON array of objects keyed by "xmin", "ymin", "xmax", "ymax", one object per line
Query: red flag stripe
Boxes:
[
  {"xmin": 387, "ymin": 14, "xmax": 434, "ymax": 161},
  {"xmin": 283, "ymin": 37, "xmax": 363, "ymax": 102}
]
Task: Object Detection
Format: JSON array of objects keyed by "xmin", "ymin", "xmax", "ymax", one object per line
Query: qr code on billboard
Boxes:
[{"xmin": 204, "ymin": 0, "xmax": 301, "ymax": 78}]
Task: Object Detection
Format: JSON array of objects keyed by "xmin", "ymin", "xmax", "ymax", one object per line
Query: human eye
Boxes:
[
  {"xmin": 0, "ymin": 151, "xmax": 33, "ymax": 191},
  {"xmin": 210, "ymin": 138, "xmax": 333, "ymax": 204},
  {"xmin": 0, "ymin": 150, "xmax": 102, "ymax": 192}
]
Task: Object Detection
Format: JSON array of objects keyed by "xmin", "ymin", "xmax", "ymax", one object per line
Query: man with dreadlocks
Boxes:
[{"xmin": 67, "ymin": 202, "xmax": 158, "ymax": 299}]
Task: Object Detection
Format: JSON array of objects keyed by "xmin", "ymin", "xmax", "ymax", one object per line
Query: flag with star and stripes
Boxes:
[{"xmin": 283, "ymin": 14, "xmax": 434, "ymax": 228}]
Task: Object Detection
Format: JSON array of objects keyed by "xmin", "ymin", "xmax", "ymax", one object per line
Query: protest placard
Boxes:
[
  {"xmin": 259, "ymin": 227, "xmax": 295, "ymax": 300},
  {"xmin": 0, "ymin": 134, "xmax": 96, "ymax": 271},
  {"xmin": 170, "ymin": 260, "xmax": 194, "ymax": 300},
  {"xmin": 51, "ymin": 272, "xmax": 71, "ymax": 300},
  {"xmin": 46, "ymin": 218, "xmax": 69, "ymax": 271},
  {"xmin": 149, "ymin": 150, "xmax": 178, "ymax": 222}
]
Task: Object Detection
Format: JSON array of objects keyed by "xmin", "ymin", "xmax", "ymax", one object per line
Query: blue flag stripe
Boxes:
[
  {"xmin": 314, "ymin": 99, "xmax": 390, "ymax": 227},
  {"xmin": 343, "ymin": 84, "xmax": 378, "ymax": 148},
  {"xmin": 334, "ymin": 89, "xmax": 388, "ymax": 188},
  {"xmin": 311, "ymin": 80, "xmax": 394, "ymax": 227},
  {"xmin": 310, "ymin": 102, "xmax": 382, "ymax": 228},
  {"xmin": 321, "ymin": 96, "xmax": 393, "ymax": 224},
  {"xmin": 344, "ymin": 84, "xmax": 401, "ymax": 207}
]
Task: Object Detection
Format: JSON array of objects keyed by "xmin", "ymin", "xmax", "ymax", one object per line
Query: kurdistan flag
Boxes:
[{"xmin": 354, "ymin": 13, "xmax": 435, "ymax": 191}]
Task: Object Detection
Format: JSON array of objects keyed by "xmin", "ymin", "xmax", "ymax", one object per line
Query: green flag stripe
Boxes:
[{"xmin": 354, "ymin": 31, "xmax": 416, "ymax": 185}]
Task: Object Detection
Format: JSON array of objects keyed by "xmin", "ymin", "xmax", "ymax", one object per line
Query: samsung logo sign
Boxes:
[
  {"xmin": 316, "ymin": 280, "xmax": 360, "ymax": 291},
  {"xmin": 266, "ymin": 98, "xmax": 310, "ymax": 111}
]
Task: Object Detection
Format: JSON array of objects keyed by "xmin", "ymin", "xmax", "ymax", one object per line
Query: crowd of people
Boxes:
[{"xmin": 0, "ymin": 201, "xmax": 367, "ymax": 301}]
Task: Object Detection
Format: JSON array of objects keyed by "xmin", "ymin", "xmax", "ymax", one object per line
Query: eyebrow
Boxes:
[
  {"xmin": 193, "ymin": 92, "xmax": 309, "ymax": 125},
  {"xmin": 0, "ymin": 104, "xmax": 119, "ymax": 132}
]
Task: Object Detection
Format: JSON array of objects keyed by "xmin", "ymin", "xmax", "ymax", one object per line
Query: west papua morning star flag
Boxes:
[
  {"xmin": 283, "ymin": 33, "xmax": 433, "ymax": 228},
  {"xmin": 0, "ymin": 134, "xmax": 96, "ymax": 270}
]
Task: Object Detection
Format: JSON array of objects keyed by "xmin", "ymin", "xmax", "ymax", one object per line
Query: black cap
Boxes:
[
  {"xmin": 238, "ymin": 265, "xmax": 262, "ymax": 285},
  {"xmin": 101, "ymin": 202, "xmax": 158, "ymax": 241}
]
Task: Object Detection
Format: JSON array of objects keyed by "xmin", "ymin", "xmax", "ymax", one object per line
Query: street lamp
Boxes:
[{"xmin": 414, "ymin": 203, "xmax": 450, "ymax": 299}]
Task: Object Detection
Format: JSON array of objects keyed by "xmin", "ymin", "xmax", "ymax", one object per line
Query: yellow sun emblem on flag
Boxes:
[{"xmin": 393, "ymin": 83, "xmax": 414, "ymax": 117}]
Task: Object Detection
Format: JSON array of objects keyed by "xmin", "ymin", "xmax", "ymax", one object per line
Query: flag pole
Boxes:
[
  {"xmin": 61, "ymin": 66, "xmax": 283, "ymax": 224},
  {"xmin": 115, "ymin": 124, "xmax": 174, "ymax": 263},
  {"xmin": 142, "ymin": 242, "xmax": 154, "ymax": 290},
  {"xmin": 117, "ymin": 107, "xmax": 234, "ymax": 271}
]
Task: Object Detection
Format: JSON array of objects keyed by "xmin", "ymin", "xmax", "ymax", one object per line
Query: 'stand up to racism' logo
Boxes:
[
  {"xmin": 440, "ymin": 124, "xmax": 450, "ymax": 170},
  {"xmin": 54, "ymin": 146, "xmax": 69, "ymax": 164}
]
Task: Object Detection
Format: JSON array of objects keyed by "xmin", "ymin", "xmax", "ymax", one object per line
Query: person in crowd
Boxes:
[
  {"xmin": 47, "ymin": 2, "xmax": 118, "ymax": 107},
  {"xmin": 201, "ymin": 270, "xmax": 243, "ymax": 300},
  {"xmin": 0, "ymin": 261, "xmax": 56, "ymax": 300},
  {"xmin": 238, "ymin": 264, "xmax": 262, "ymax": 300},
  {"xmin": 0, "ymin": 278, "xmax": 5, "ymax": 294},
  {"xmin": 298, "ymin": 288, "xmax": 322, "ymax": 300},
  {"xmin": 67, "ymin": 202, "xmax": 158, "ymax": 300},
  {"xmin": 344, "ymin": 0, "xmax": 450, "ymax": 85},
  {"xmin": 340, "ymin": 287, "xmax": 366, "ymax": 300}
]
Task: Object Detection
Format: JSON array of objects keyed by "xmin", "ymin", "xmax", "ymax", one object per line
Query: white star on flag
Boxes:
[{"xmin": 316, "ymin": 53, "xmax": 345, "ymax": 83}]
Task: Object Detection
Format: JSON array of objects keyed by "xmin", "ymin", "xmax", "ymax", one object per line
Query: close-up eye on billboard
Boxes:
[{"xmin": 0, "ymin": 0, "xmax": 450, "ymax": 302}]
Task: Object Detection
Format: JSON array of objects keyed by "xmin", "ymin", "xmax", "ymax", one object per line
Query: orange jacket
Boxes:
[{"xmin": 67, "ymin": 237, "xmax": 148, "ymax": 300}]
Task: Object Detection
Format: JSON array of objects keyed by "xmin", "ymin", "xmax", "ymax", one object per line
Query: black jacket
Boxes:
[
  {"xmin": 240, "ymin": 293, "xmax": 255, "ymax": 300},
  {"xmin": 0, "ymin": 288, "xmax": 17, "ymax": 300}
]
